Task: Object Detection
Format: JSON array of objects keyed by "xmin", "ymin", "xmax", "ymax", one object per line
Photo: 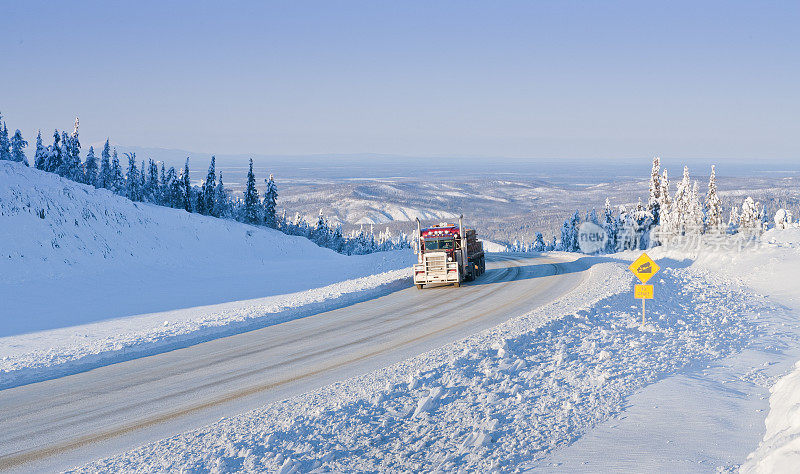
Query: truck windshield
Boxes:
[{"xmin": 424, "ymin": 239, "xmax": 454, "ymax": 251}]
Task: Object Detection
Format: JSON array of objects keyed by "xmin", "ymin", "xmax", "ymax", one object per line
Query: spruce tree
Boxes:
[
  {"xmin": 125, "ymin": 153, "xmax": 141, "ymax": 201},
  {"xmin": 673, "ymin": 166, "xmax": 692, "ymax": 235},
  {"xmin": 532, "ymin": 232, "xmax": 546, "ymax": 252},
  {"xmin": 10, "ymin": 130, "xmax": 28, "ymax": 165},
  {"xmin": 63, "ymin": 119, "xmax": 83, "ymax": 182},
  {"xmin": 0, "ymin": 122, "xmax": 10, "ymax": 162},
  {"xmin": 263, "ymin": 173, "xmax": 278, "ymax": 228},
  {"xmin": 110, "ymin": 149, "xmax": 124, "ymax": 194},
  {"xmin": 243, "ymin": 158, "xmax": 260, "ymax": 223},
  {"xmin": 159, "ymin": 163, "xmax": 167, "ymax": 204},
  {"xmin": 84, "ymin": 146, "xmax": 98, "ymax": 186},
  {"xmin": 146, "ymin": 159, "xmax": 159, "ymax": 201},
  {"xmin": 46, "ymin": 130, "xmax": 63, "ymax": 172},
  {"xmin": 705, "ymin": 165, "xmax": 722, "ymax": 232},
  {"xmin": 98, "ymin": 140, "xmax": 111, "ymax": 189},
  {"xmin": 648, "ymin": 156, "xmax": 661, "ymax": 225},
  {"xmin": 195, "ymin": 188, "xmax": 206, "ymax": 215},
  {"xmin": 202, "ymin": 156, "xmax": 217, "ymax": 216},
  {"xmin": 182, "ymin": 158, "xmax": 192, "ymax": 212},
  {"xmin": 214, "ymin": 172, "xmax": 229, "ymax": 218},
  {"xmin": 166, "ymin": 166, "xmax": 180, "ymax": 208},
  {"xmin": 603, "ymin": 197, "xmax": 617, "ymax": 252},
  {"xmin": 34, "ymin": 131, "xmax": 46, "ymax": 169}
]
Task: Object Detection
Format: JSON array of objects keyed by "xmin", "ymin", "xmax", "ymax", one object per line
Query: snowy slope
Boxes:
[{"xmin": 0, "ymin": 161, "xmax": 413, "ymax": 387}]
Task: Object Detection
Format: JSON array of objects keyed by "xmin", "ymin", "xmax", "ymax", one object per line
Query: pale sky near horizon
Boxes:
[{"xmin": 2, "ymin": 1, "xmax": 798, "ymax": 162}]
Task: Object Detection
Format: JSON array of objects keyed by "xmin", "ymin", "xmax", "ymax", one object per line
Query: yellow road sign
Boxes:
[
  {"xmin": 629, "ymin": 253, "xmax": 660, "ymax": 284},
  {"xmin": 634, "ymin": 284, "xmax": 654, "ymax": 299}
]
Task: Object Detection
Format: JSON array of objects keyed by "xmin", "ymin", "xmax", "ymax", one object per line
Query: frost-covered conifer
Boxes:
[
  {"xmin": 98, "ymin": 140, "xmax": 111, "ymax": 188},
  {"xmin": 602, "ymin": 198, "xmax": 617, "ymax": 252},
  {"xmin": 0, "ymin": 121, "xmax": 10, "ymax": 162},
  {"xmin": 739, "ymin": 197, "xmax": 762, "ymax": 230},
  {"xmin": 672, "ymin": 166, "xmax": 692, "ymax": 235},
  {"xmin": 263, "ymin": 173, "xmax": 278, "ymax": 228},
  {"xmin": 704, "ymin": 165, "xmax": 722, "ymax": 232},
  {"xmin": 145, "ymin": 159, "xmax": 159, "ymax": 201},
  {"xmin": 648, "ymin": 156, "xmax": 661, "ymax": 225},
  {"xmin": 10, "ymin": 130, "xmax": 28, "ymax": 166},
  {"xmin": 46, "ymin": 130, "xmax": 63, "ymax": 173},
  {"xmin": 84, "ymin": 146, "xmax": 98, "ymax": 186},
  {"xmin": 202, "ymin": 156, "xmax": 217, "ymax": 216},
  {"xmin": 182, "ymin": 158, "xmax": 192, "ymax": 212},
  {"xmin": 728, "ymin": 204, "xmax": 740, "ymax": 233},
  {"xmin": 110, "ymin": 149, "xmax": 124, "ymax": 194},
  {"xmin": 34, "ymin": 131, "xmax": 46, "ymax": 170},
  {"xmin": 689, "ymin": 181, "xmax": 704, "ymax": 233},
  {"xmin": 125, "ymin": 153, "xmax": 142, "ymax": 201},
  {"xmin": 242, "ymin": 158, "xmax": 260, "ymax": 223},
  {"xmin": 532, "ymin": 232, "xmax": 546, "ymax": 252},
  {"xmin": 214, "ymin": 172, "xmax": 230, "ymax": 218}
]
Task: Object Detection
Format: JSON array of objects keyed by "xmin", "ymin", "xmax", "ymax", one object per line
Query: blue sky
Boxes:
[{"xmin": 2, "ymin": 1, "xmax": 798, "ymax": 161}]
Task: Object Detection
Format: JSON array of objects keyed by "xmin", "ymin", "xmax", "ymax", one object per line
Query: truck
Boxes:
[{"xmin": 413, "ymin": 216, "xmax": 486, "ymax": 289}]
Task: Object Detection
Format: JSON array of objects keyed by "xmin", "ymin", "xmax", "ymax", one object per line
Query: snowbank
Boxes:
[
  {"xmin": 0, "ymin": 162, "xmax": 414, "ymax": 388},
  {"xmin": 741, "ymin": 360, "xmax": 800, "ymax": 473},
  {"xmin": 645, "ymin": 228, "xmax": 800, "ymax": 472}
]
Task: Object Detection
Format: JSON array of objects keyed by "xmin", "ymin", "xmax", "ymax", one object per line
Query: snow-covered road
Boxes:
[{"xmin": 0, "ymin": 253, "xmax": 590, "ymax": 472}]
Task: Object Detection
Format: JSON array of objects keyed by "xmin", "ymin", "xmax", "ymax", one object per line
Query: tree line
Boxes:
[
  {"xmin": 0, "ymin": 114, "xmax": 409, "ymax": 255},
  {"xmin": 512, "ymin": 157, "xmax": 772, "ymax": 254}
]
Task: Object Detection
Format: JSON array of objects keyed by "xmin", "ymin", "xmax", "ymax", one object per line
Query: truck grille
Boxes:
[{"xmin": 424, "ymin": 253, "xmax": 448, "ymax": 274}]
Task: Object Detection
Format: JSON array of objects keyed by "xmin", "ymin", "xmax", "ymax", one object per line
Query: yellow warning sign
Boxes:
[
  {"xmin": 634, "ymin": 284, "xmax": 654, "ymax": 299},
  {"xmin": 629, "ymin": 253, "xmax": 660, "ymax": 284}
]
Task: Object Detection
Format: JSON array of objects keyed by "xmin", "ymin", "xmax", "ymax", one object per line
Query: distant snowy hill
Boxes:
[{"xmin": 0, "ymin": 161, "xmax": 412, "ymax": 337}]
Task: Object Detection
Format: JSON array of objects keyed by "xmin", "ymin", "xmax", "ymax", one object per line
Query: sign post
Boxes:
[{"xmin": 629, "ymin": 253, "xmax": 659, "ymax": 326}]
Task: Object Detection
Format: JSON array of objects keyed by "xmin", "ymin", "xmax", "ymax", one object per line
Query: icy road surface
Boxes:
[{"xmin": 0, "ymin": 254, "xmax": 588, "ymax": 472}]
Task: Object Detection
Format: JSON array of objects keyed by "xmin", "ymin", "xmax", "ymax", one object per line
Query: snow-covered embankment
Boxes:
[{"xmin": 0, "ymin": 161, "xmax": 414, "ymax": 389}]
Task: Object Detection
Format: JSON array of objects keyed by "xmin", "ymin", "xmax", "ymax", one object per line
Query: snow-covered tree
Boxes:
[
  {"xmin": 182, "ymin": 158, "xmax": 192, "ymax": 212},
  {"xmin": 0, "ymin": 121, "xmax": 10, "ymax": 162},
  {"xmin": 202, "ymin": 156, "xmax": 217, "ymax": 216},
  {"xmin": 311, "ymin": 210, "xmax": 331, "ymax": 247},
  {"xmin": 263, "ymin": 173, "xmax": 278, "ymax": 228},
  {"xmin": 46, "ymin": 130, "xmax": 63, "ymax": 173},
  {"xmin": 10, "ymin": 130, "xmax": 28, "ymax": 165},
  {"xmin": 110, "ymin": 149, "xmax": 124, "ymax": 194},
  {"xmin": 125, "ymin": 153, "xmax": 142, "ymax": 201},
  {"xmin": 633, "ymin": 197, "xmax": 654, "ymax": 249},
  {"xmin": 774, "ymin": 209, "xmax": 793, "ymax": 229},
  {"xmin": 689, "ymin": 181, "xmax": 705, "ymax": 232},
  {"xmin": 145, "ymin": 159, "xmax": 159, "ymax": 202},
  {"xmin": 558, "ymin": 211, "xmax": 581, "ymax": 252},
  {"xmin": 214, "ymin": 172, "xmax": 230, "ymax": 218},
  {"xmin": 98, "ymin": 140, "xmax": 111, "ymax": 189},
  {"xmin": 586, "ymin": 208, "xmax": 599, "ymax": 226},
  {"xmin": 728, "ymin": 205, "xmax": 740, "ymax": 234},
  {"xmin": 739, "ymin": 196, "xmax": 763, "ymax": 230},
  {"xmin": 166, "ymin": 166, "xmax": 182, "ymax": 208},
  {"xmin": 672, "ymin": 166, "xmax": 693, "ymax": 235},
  {"xmin": 34, "ymin": 131, "xmax": 46, "ymax": 170},
  {"xmin": 242, "ymin": 158, "xmax": 260, "ymax": 223},
  {"xmin": 532, "ymin": 232, "xmax": 546, "ymax": 252},
  {"xmin": 704, "ymin": 165, "xmax": 722, "ymax": 232},
  {"xmin": 602, "ymin": 198, "xmax": 617, "ymax": 252},
  {"xmin": 61, "ymin": 119, "xmax": 83, "ymax": 182},
  {"xmin": 84, "ymin": 146, "xmax": 98, "ymax": 186},
  {"xmin": 648, "ymin": 156, "xmax": 661, "ymax": 225}
]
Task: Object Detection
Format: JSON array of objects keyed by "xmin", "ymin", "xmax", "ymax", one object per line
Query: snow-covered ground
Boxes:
[
  {"xmin": 72, "ymin": 230, "xmax": 800, "ymax": 472},
  {"xmin": 0, "ymin": 162, "xmax": 413, "ymax": 388}
]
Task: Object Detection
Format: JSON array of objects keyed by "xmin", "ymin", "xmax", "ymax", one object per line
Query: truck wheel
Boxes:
[
  {"xmin": 415, "ymin": 284, "xmax": 423, "ymax": 290},
  {"xmin": 454, "ymin": 282, "xmax": 460, "ymax": 288}
]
